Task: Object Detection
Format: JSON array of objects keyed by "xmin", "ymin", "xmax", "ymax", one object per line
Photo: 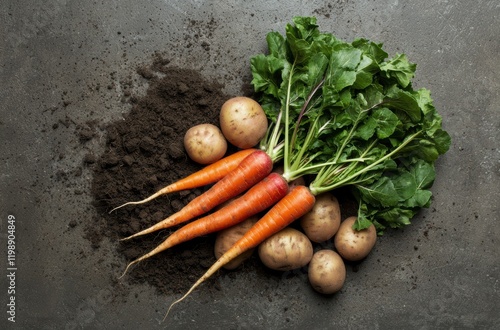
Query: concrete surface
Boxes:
[{"xmin": 1, "ymin": 1, "xmax": 499, "ymax": 329}]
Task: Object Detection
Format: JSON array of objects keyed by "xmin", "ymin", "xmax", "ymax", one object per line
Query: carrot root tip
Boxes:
[
  {"xmin": 163, "ymin": 294, "xmax": 189, "ymax": 322},
  {"xmin": 109, "ymin": 202, "xmax": 132, "ymax": 213},
  {"xmin": 163, "ymin": 302, "xmax": 176, "ymax": 322},
  {"xmin": 118, "ymin": 260, "xmax": 137, "ymax": 279}
]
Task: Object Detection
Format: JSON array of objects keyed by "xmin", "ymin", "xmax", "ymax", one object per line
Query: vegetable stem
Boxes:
[
  {"xmin": 290, "ymin": 77, "xmax": 325, "ymax": 148},
  {"xmin": 283, "ymin": 62, "xmax": 296, "ymax": 175},
  {"xmin": 310, "ymin": 130, "xmax": 423, "ymax": 194}
]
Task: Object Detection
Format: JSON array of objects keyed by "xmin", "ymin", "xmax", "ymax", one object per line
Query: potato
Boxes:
[
  {"xmin": 258, "ymin": 227, "xmax": 313, "ymax": 271},
  {"xmin": 308, "ymin": 249, "xmax": 346, "ymax": 294},
  {"xmin": 184, "ymin": 123, "xmax": 227, "ymax": 164},
  {"xmin": 299, "ymin": 192, "xmax": 341, "ymax": 243},
  {"xmin": 219, "ymin": 96, "xmax": 268, "ymax": 149},
  {"xmin": 214, "ymin": 216, "xmax": 259, "ymax": 270},
  {"xmin": 334, "ymin": 216, "xmax": 377, "ymax": 261}
]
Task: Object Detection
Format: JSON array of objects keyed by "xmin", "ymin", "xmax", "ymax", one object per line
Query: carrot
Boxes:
[
  {"xmin": 163, "ymin": 185, "xmax": 315, "ymax": 320},
  {"xmin": 119, "ymin": 172, "xmax": 289, "ymax": 277},
  {"xmin": 121, "ymin": 150, "xmax": 273, "ymax": 240},
  {"xmin": 109, "ymin": 148, "xmax": 257, "ymax": 213}
]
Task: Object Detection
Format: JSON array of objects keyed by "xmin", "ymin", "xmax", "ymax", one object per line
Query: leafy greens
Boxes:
[{"xmin": 251, "ymin": 17, "xmax": 451, "ymax": 233}]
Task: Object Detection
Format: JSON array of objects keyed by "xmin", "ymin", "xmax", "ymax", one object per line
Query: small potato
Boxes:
[
  {"xmin": 214, "ymin": 216, "xmax": 259, "ymax": 270},
  {"xmin": 334, "ymin": 216, "xmax": 377, "ymax": 261},
  {"xmin": 220, "ymin": 96, "xmax": 268, "ymax": 149},
  {"xmin": 184, "ymin": 123, "xmax": 227, "ymax": 164},
  {"xmin": 308, "ymin": 249, "xmax": 346, "ymax": 294},
  {"xmin": 300, "ymin": 192, "xmax": 341, "ymax": 243},
  {"xmin": 258, "ymin": 227, "xmax": 313, "ymax": 271}
]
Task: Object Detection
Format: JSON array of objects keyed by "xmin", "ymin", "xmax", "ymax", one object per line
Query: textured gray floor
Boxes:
[{"xmin": 1, "ymin": 1, "xmax": 499, "ymax": 329}]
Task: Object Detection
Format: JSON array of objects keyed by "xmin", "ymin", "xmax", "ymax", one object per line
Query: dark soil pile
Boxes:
[
  {"xmin": 85, "ymin": 54, "xmax": 243, "ymax": 294},
  {"xmin": 84, "ymin": 53, "xmax": 358, "ymax": 297}
]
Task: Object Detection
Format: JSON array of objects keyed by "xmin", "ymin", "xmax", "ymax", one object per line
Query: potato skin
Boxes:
[
  {"xmin": 300, "ymin": 193, "xmax": 341, "ymax": 243},
  {"xmin": 214, "ymin": 216, "xmax": 259, "ymax": 270},
  {"xmin": 183, "ymin": 123, "xmax": 227, "ymax": 164},
  {"xmin": 334, "ymin": 216, "xmax": 377, "ymax": 261},
  {"xmin": 308, "ymin": 250, "xmax": 346, "ymax": 294},
  {"xmin": 258, "ymin": 227, "xmax": 313, "ymax": 271},
  {"xmin": 219, "ymin": 97, "xmax": 268, "ymax": 149}
]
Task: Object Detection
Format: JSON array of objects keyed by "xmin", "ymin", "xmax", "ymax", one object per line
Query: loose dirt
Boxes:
[
  {"xmin": 85, "ymin": 54, "xmax": 241, "ymax": 294},
  {"xmin": 83, "ymin": 53, "xmax": 357, "ymax": 297}
]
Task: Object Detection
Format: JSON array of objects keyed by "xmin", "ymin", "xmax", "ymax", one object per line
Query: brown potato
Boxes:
[
  {"xmin": 334, "ymin": 216, "xmax": 377, "ymax": 261},
  {"xmin": 308, "ymin": 249, "xmax": 346, "ymax": 294},
  {"xmin": 258, "ymin": 227, "xmax": 313, "ymax": 271},
  {"xmin": 214, "ymin": 216, "xmax": 259, "ymax": 270},
  {"xmin": 300, "ymin": 192, "xmax": 341, "ymax": 243},
  {"xmin": 219, "ymin": 96, "xmax": 268, "ymax": 149},
  {"xmin": 183, "ymin": 123, "xmax": 227, "ymax": 164}
]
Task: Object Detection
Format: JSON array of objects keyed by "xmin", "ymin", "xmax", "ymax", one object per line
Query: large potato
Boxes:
[
  {"xmin": 308, "ymin": 249, "xmax": 346, "ymax": 294},
  {"xmin": 334, "ymin": 216, "xmax": 377, "ymax": 261},
  {"xmin": 300, "ymin": 192, "xmax": 341, "ymax": 243},
  {"xmin": 258, "ymin": 227, "xmax": 313, "ymax": 271},
  {"xmin": 184, "ymin": 123, "xmax": 227, "ymax": 164},
  {"xmin": 219, "ymin": 96, "xmax": 268, "ymax": 149},
  {"xmin": 214, "ymin": 216, "xmax": 259, "ymax": 270}
]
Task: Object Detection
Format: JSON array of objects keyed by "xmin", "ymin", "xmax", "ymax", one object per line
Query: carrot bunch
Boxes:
[
  {"xmin": 113, "ymin": 16, "xmax": 450, "ymax": 321},
  {"xmin": 116, "ymin": 148, "xmax": 316, "ymax": 319}
]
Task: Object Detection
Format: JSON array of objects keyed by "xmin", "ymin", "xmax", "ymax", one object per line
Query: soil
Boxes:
[
  {"xmin": 84, "ymin": 54, "xmax": 243, "ymax": 295},
  {"xmin": 83, "ymin": 53, "xmax": 358, "ymax": 297}
]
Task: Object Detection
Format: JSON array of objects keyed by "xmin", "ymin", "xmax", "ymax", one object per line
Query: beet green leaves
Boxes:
[{"xmin": 252, "ymin": 17, "xmax": 450, "ymax": 233}]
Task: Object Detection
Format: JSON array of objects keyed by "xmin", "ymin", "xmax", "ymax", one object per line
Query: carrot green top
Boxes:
[{"xmin": 251, "ymin": 16, "xmax": 451, "ymax": 233}]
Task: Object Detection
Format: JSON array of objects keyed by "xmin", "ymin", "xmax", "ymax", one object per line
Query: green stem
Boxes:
[
  {"xmin": 290, "ymin": 115, "xmax": 318, "ymax": 172},
  {"xmin": 310, "ymin": 130, "xmax": 423, "ymax": 194},
  {"xmin": 290, "ymin": 77, "xmax": 325, "ymax": 148},
  {"xmin": 333, "ymin": 101, "xmax": 383, "ymax": 163},
  {"xmin": 333, "ymin": 122, "xmax": 357, "ymax": 163},
  {"xmin": 283, "ymin": 62, "xmax": 296, "ymax": 174}
]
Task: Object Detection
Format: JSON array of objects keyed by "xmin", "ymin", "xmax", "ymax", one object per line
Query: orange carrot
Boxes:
[
  {"xmin": 109, "ymin": 148, "xmax": 257, "ymax": 213},
  {"xmin": 163, "ymin": 185, "xmax": 315, "ymax": 319},
  {"xmin": 122, "ymin": 150, "xmax": 273, "ymax": 240},
  {"xmin": 119, "ymin": 172, "xmax": 289, "ymax": 277}
]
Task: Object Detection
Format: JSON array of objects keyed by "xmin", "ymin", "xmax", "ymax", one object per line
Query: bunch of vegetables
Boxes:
[
  {"xmin": 253, "ymin": 17, "xmax": 450, "ymax": 232},
  {"xmin": 113, "ymin": 16, "xmax": 450, "ymax": 320}
]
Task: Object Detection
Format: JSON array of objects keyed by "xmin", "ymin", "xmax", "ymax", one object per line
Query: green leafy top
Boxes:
[{"xmin": 251, "ymin": 17, "xmax": 451, "ymax": 233}]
